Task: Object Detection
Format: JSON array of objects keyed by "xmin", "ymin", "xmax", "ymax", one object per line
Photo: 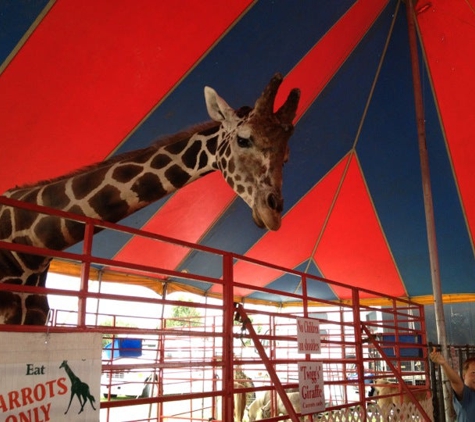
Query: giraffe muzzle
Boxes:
[
  {"xmin": 252, "ymin": 191, "xmax": 284, "ymax": 231},
  {"xmin": 267, "ymin": 192, "xmax": 283, "ymax": 213}
]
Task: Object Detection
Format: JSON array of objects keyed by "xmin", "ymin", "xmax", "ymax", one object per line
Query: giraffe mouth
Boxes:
[
  {"xmin": 252, "ymin": 208, "xmax": 282, "ymax": 231},
  {"xmin": 252, "ymin": 192, "xmax": 283, "ymax": 231}
]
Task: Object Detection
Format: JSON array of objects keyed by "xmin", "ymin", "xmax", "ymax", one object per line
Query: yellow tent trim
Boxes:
[{"xmin": 49, "ymin": 259, "xmax": 475, "ymax": 307}]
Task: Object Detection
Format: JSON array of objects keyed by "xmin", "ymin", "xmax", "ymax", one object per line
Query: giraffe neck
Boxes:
[
  {"xmin": 0, "ymin": 121, "xmax": 221, "ymax": 325},
  {"xmin": 3, "ymin": 122, "xmax": 221, "ymax": 247}
]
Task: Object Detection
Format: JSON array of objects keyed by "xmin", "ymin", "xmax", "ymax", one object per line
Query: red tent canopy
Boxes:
[{"xmin": 1, "ymin": 0, "xmax": 474, "ymax": 305}]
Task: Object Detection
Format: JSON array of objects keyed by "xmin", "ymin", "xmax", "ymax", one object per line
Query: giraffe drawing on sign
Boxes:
[
  {"xmin": 59, "ymin": 360, "xmax": 97, "ymax": 414},
  {"xmin": 0, "ymin": 73, "xmax": 300, "ymax": 325}
]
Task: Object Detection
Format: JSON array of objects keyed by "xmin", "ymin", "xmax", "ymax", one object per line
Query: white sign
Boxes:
[
  {"xmin": 298, "ymin": 361, "xmax": 325, "ymax": 414},
  {"xmin": 0, "ymin": 332, "xmax": 102, "ymax": 422},
  {"xmin": 297, "ymin": 317, "xmax": 320, "ymax": 354}
]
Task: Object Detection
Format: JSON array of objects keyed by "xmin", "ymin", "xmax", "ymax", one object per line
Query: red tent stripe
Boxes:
[
  {"xmin": 276, "ymin": 0, "xmax": 389, "ymax": 117},
  {"xmin": 0, "ymin": 0, "xmax": 253, "ymax": 194},
  {"xmin": 315, "ymin": 155, "xmax": 405, "ymax": 299}
]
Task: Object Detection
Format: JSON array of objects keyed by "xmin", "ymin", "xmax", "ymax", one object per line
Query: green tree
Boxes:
[{"xmin": 166, "ymin": 300, "xmax": 201, "ymax": 327}]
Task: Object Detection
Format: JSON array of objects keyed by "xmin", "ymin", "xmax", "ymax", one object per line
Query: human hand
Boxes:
[{"xmin": 429, "ymin": 346, "xmax": 446, "ymax": 365}]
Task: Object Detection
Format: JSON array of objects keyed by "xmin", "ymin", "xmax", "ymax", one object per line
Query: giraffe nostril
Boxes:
[{"xmin": 267, "ymin": 193, "xmax": 283, "ymax": 212}]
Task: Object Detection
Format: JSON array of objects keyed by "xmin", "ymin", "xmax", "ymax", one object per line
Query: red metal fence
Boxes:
[{"xmin": 0, "ymin": 197, "xmax": 432, "ymax": 421}]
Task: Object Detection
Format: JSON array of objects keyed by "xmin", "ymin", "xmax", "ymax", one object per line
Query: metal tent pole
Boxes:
[{"xmin": 405, "ymin": 1, "xmax": 451, "ymax": 420}]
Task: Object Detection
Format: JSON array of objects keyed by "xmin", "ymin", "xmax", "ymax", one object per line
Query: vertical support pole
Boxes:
[
  {"xmin": 340, "ymin": 307, "xmax": 349, "ymax": 404},
  {"xmin": 93, "ymin": 270, "xmax": 102, "ymax": 327},
  {"xmin": 352, "ymin": 289, "xmax": 367, "ymax": 421},
  {"xmin": 301, "ymin": 274, "xmax": 309, "ymax": 318},
  {"xmin": 405, "ymin": 2, "xmax": 450, "ymax": 420},
  {"xmin": 79, "ymin": 221, "xmax": 93, "ymax": 327},
  {"xmin": 155, "ymin": 283, "xmax": 168, "ymax": 421},
  {"xmin": 222, "ymin": 253, "xmax": 235, "ymax": 422},
  {"xmin": 300, "ymin": 275, "xmax": 312, "ymax": 422},
  {"xmin": 300, "ymin": 275, "xmax": 312, "ymax": 421},
  {"xmin": 392, "ymin": 300, "xmax": 401, "ymax": 376}
]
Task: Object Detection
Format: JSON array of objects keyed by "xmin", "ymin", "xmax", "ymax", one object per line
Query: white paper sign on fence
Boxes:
[
  {"xmin": 298, "ymin": 361, "xmax": 325, "ymax": 414},
  {"xmin": 0, "ymin": 332, "xmax": 102, "ymax": 422},
  {"xmin": 296, "ymin": 317, "xmax": 320, "ymax": 354}
]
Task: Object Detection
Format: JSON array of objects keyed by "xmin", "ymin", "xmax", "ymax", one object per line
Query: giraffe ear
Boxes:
[{"xmin": 204, "ymin": 86, "xmax": 235, "ymax": 123}]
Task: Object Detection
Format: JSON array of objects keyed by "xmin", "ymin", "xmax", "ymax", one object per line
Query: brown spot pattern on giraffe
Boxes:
[
  {"xmin": 89, "ymin": 185, "xmax": 129, "ymax": 222},
  {"xmin": 132, "ymin": 173, "xmax": 166, "ymax": 203},
  {"xmin": 34, "ymin": 216, "xmax": 69, "ymax": 249},
  {"xmin": 150, "ymin": 154, "xmax": 172, "ymax": 169},
  {"xmin": 182, "ymin": 139, "xmax": 203, "ymax": 169},
  {"xmin": 165, "ymin": 165, "xmax": 192, "ymax": 189},
  {"xmin": 0, "ymin": 291, "xmax": 22, "ymax": 324},
  {"xmin": 112, "ymin": 164, "xmax": 143, "ymax": 183},
  {"xmin": 14, "ymin": 206, "xmax": 39, "ymax": 232},
  {"xmin": 72, "ymin": 167, "xmax": 110, "ymax": 200},
  {"xmin": 41, "ymin": 183, "xmax": 71, "ymax": 209},
  {"xmin": 164, "ymin": 138, "xmax": 190, "ymax": 155},
  {"xmin": 0, "ymin": 208, "xmax": 13, "ymax": 238}
]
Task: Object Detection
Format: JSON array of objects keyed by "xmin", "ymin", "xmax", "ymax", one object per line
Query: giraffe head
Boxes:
[{"xmin": 205, "ymin": 73, "xmax": 300, "ymax": 230}]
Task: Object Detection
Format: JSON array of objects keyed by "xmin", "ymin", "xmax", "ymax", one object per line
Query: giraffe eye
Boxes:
[{"xmin": 237, "ymin": 136, "xmax": 252, "ymax": 148}]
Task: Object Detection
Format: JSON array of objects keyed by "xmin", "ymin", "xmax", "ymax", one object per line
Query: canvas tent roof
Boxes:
[{"xmin": 1, "ymin": 0, "xmax": 475, "ymax": 305}]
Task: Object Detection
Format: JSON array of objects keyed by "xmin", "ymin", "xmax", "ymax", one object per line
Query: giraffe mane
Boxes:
[{"xmin": 10, "ymin": 120, "xmax": 221, "ymax": 191}]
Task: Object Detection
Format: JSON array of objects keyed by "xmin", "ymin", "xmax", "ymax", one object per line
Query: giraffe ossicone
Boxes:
[{"xmin": 0, "ymin": 73, "xmax": 301, "ymax": 325}]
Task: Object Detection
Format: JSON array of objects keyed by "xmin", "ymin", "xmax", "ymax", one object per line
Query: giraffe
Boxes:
[
  {"xmin": 59, "ymin": 360, "xmax": 97, "ymax": 414},
  {"xmin": 0, "ymin": 73, "xmax": 300, "ymax": 325},
  {"xmin": 234, "ymin": 365, "xmax": 255, "ymax": 422}
]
